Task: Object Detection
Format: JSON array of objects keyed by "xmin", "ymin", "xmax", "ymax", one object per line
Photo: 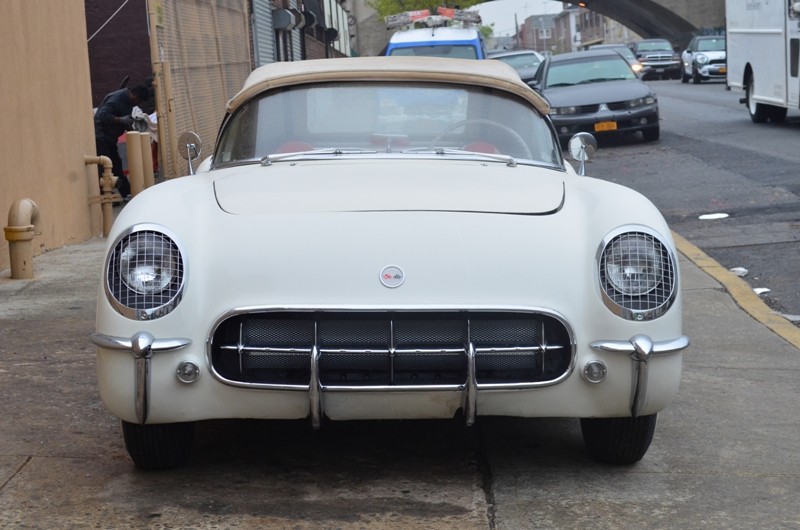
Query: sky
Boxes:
[{"xmin": 469, "ymin": 0, "xmax": 563, "ymax": 37}]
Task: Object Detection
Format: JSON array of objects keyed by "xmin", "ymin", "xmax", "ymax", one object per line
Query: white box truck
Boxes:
[{"xmin": 726, "ymin": 0, "xmax": 800, "ymax": 122}]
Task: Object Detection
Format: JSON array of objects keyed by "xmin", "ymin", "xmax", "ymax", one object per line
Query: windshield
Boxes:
[
  {"xmin": 213, "ymin": 82, "xmax": 561, "ymax": 167},
  {"xmin": 697, "ymin": 37, "xmax": 725, "ymax": 52},
  {"xmin": 545, "ymin": 55, "xmax": 636, "ymax": 88},
  {"xmin": 493, "ymin": 52, "xmax": 542, "ymax": 70},
  {"xmin": 614, "ymin": 47, "xmax": 637, "ymax": 62},
  {"xmin": 388, "ymin": 45, "xmax": 479, "ymax": 59},
  {"xmin": 637, "ymin": 40, "xmax": 673, "ymax": 52}
]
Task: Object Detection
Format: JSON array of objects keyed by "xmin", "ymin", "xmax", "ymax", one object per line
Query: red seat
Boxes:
[
  {"xmin": 463, "ymin": 141, "xmax": 499, "ymax": 154},
  {"xmin": 276, "ymin": 141, "xmax": 313, "ymax": 153}
]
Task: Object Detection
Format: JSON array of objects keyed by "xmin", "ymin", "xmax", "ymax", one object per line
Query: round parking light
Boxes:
[
  {"xmin": 176, "ymin": 361, "xmax": 201, "ymax": 384},
  {"xmin": 583, "ymin": 360, "xmax": 607, "ymax": 383}
]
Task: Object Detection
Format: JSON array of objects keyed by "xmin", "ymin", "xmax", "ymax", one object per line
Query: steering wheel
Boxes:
[{"xmin": 428, "ymin": 118, "xmax": 532, "ymax": 159}]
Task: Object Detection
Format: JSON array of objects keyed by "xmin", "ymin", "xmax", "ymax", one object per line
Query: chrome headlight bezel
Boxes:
[
  {"xmin": 694, "ymin": 53, "xmax": 709, "ymax": 65},
  {"xmin": 104, "ymin": 224, "xmax": 186, "ymax": 320},
  {"xmin": 596, "ymin": 226, "xmax": 678, "ymax": 321}
]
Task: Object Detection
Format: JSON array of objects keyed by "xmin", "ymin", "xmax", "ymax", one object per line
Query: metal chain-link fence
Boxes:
[{"xmin": 149, "ymin": 0, "xmax": 252, "ymax": 178}]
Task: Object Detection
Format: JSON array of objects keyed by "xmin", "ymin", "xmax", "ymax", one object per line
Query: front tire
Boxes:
[
  {"xmin": 580, "ymin": 414, "xmax": 657, "ymax": 465},
  {"xmin": 642, "ymin": 125, "xmax": 660, "ymax": 142},
  {"xmin": 122, "ymin": 420, "xmax": 195, "ymax": 470},
  {"xmin": 692, "ymin": 68, "xmax": 702, "ymax": 84}
]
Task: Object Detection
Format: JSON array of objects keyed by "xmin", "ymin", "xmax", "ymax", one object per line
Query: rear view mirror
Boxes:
[
  {"xmin": 567, "ymin": 132, "xmax": 597, "ymax": 175},
  {"xmin": 178, "ymin": 131, "xmax": 202, "ymax": 175}
]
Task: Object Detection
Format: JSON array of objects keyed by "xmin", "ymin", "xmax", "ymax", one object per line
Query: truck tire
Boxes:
[
  {"xmin": 769, "ymin": 106, "xmax": 788, "ymax": 123},
  {"xmin": 580, "ymin": 414, "xmax": 657, "ymax": 465},
  {"xmin": 746, "ymin": 78, "xmax": 769, "ymax": 123}
]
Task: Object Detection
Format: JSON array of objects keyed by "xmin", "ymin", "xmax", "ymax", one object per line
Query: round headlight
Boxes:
[
  {"xmin": 605, "ymin": 234, "xmax": 662, "ymax": 295},
  {"xmin": 695, "ymin": 53, "xmax": 709, "ymax": 65},
  {"xmin": 106, "ymin": 226, "xmax": 186, "ymax": 320},
  {"xmin": 120, "ymin": 232, "xmax": 178, "ymax": 294},
  {"xmin": 598, "ymin": 228, "xmax": 677, "ymax": 321}
]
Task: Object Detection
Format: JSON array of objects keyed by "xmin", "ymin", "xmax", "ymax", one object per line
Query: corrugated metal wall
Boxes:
[
  {"xmin": 150, "ymin": 0, "xmax": 252, "ymax": 178},
  {"xmin": 252, "ymin": 0, "xmax": 275, "ymax": 66},
  {"xmin": 290, "ymin": 0, "xmax": 302, "ymax": 60}
]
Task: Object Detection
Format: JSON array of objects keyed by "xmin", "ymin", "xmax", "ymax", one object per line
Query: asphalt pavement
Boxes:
[{"xmin": 1, "ymin": 232, "xmax": 798, "ymax": 528}]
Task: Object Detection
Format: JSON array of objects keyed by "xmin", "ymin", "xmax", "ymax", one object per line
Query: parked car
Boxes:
[
  {"xmin": 681, "ymin": 35, "xmax": 727, "ymax": 83},
  {"xmin": 488, "ymin": 49, "xmax": 545, "ymax": 79},
  {"xmin": 588, "ymin": 43, "xmax": 651, "ymax": 78},
  {"xmin": 528, "ymin": 48, "xmax": 660, "ymax": 145},
  {"xmin": 91, "ymin": 56, "xmax": 687, "ymax": 470},
  {"xmin": 629, "ymin": 38, "xmax": 681, "ymax": 80}
]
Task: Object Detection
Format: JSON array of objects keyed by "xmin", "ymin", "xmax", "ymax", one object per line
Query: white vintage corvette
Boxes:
[{"xmin": 92, "ymin": 57, "xmax": 689, "ymax": 469}]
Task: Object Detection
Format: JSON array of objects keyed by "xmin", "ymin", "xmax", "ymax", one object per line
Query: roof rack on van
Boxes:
[{"xmin": 385, "ymin": 7, "xmax": 481, "ymax": 29}]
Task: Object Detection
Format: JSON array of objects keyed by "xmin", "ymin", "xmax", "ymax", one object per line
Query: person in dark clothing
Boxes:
[{"xmin": 94, "ymin": 85, "xmax": 150, "ymax": 198}]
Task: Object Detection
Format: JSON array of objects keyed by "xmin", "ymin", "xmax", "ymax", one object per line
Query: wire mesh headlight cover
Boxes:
[
  {"xmin": 597, "ymin": 226, "xmax": 677, "ymax": 321},
  {"xmin": 105, "ymin": 225, "xmax": 186, "ymax": 320}
]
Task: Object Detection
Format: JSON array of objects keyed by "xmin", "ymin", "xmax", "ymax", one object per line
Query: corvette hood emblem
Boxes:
[{"xmin": 379, "ymin": 265, "xmax": 405, "ymax": 288}]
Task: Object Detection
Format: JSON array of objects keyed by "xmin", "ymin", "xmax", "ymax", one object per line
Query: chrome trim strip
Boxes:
[
  {"xmin": 90, "ymin": 332, "xmax": 192, "ymax": 353},
  {"xmin": 465, "ymin": 343, "xmax": 477, "ymax": 426},
  {"xmin": 322, "ymin": 383, "xmax": 465, "ymax": 392},
  {"xmin": 310, "ymin": 344, "xmax": 322, "ymax": 429},
  {"xmin": 89, "ymin": 333, "xmax": 192, "ymax": 353},
  {"xmin": 589, "ymin": 335, "xmax": 689, "ymax": 356},
  {"xmin": 130, "ymin": 332, "xmax": 155, "ymax": 425}
]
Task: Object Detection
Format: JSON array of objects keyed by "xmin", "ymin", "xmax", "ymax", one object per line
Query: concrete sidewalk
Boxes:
[{"xmin": 1, "ymin": 236, "xmax": 798, "ymax": 528}]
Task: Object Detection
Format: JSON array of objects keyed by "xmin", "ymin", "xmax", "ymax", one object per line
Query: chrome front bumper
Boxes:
[{"xmin": 92, "ymin": 331, "xmax": 689, "ymax": 426}]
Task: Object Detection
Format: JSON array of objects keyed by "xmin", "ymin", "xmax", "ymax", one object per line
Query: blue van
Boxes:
[{"xmin": 384, "ymin": 27, "xmax": 487, "ymax": 59}]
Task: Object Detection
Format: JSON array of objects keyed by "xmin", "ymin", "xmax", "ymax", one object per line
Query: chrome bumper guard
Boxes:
[
  {"xmin": 91, "ymin": 332, "xmax": 191, "ymax": 424},
  {"xmin": 591, "ymin": 335, "xmax": 689, "ymax": 417}
]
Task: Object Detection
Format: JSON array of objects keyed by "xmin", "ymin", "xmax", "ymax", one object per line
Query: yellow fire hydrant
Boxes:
[{"xmin": 4, "ymin": 198, "xmax": 41, "ymax": 279}]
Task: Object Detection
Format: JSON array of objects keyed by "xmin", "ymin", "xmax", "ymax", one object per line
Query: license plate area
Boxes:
[{"xmin": 594, "ymin": 121, "xmax": 617, "ymax": 132}]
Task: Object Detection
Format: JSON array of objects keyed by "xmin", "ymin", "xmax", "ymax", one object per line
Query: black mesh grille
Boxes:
[{"xmin": 210, "ymin": 311, "xmax": 572, "ymax": 387}]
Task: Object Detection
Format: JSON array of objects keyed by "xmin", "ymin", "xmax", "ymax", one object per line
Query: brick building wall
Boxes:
[{"xmin": 85, "ymin": 0, "xmax": 152, "ymax": 108}]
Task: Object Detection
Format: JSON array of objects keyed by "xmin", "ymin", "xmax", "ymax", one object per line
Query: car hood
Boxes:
[
  {"xmin": 213, "ymin": 159, "xmax": 566, "ymax": 215},
  {"xmin": 544, "ymin": 79, "xmax": 652, "ymax": 107}
]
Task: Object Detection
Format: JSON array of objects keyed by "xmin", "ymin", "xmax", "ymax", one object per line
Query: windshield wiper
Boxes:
[
  {"xmin": 577, "ymin": 78, "xmax": 622, "ymax": 84},
  {"xmin": 404, "ymin": 147, "xmax": 517, "ymax": 167},
  {"xmin": 260, "ymin": 147, "xmax": 378, "ymax": 166}
]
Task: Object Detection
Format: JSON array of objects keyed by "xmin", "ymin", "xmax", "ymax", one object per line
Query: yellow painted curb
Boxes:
[{"xmin": 672, "ymin": 231, "xmax": 800, "ymax": 350}]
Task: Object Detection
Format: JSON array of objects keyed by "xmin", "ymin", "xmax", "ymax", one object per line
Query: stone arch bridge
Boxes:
[{"xmin": 557, "ymin": 0, "xmax": 725, "ymax": 48}]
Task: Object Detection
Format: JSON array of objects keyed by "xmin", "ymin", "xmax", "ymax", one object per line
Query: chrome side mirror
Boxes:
[
  {"xmin": 178, "ymin": 131, "xmax": 202, "ymax": 175},
  {"xmin": 567, "ymin": 132, "xmax": 597, "ymax": 176}
]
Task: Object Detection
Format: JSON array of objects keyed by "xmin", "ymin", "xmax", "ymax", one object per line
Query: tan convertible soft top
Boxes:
[{"xmin": 226, "ymin": 56, "xmax": 549, "ymax": 115}]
